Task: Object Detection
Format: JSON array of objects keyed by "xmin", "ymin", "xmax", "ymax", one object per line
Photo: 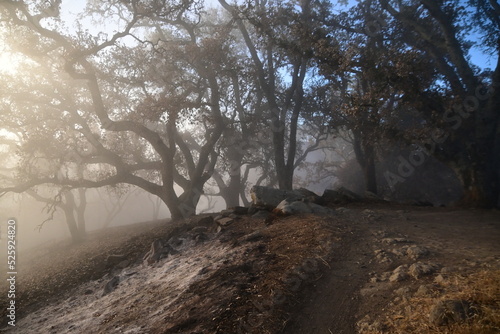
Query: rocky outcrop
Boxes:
[
  {"xmin": 250, "ymin": 186, "xmax": 334, "ymax": 216},
  {"xmin": 320, "ymin": 187, "xmax": 361, "ymax": 204},
  {"xmin": 250, "ymin": 186, "xmax": 309, "ymax": 208},
  {"xmin": 429, "ymin": 300, "xmax": 477, "ymax": 326},
  {"xmin": 143, "ymin": 239, "xmax": 178, "ymax": 265},
  {"xmin": 274, "ymin": 199, "xmax": 335, "ymax": 215}
]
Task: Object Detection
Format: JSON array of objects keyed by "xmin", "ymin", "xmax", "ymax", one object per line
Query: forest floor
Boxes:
[{"xmin": 0, "ymin": 202, "xmax": 499, "ymax": 333}]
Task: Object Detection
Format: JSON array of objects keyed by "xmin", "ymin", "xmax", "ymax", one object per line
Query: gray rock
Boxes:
[
  {"xmin": 274, "ymin": 199, "xmax": 335, "ymax": 215},
  {"xmin": 409, "ymin": 262, "xmax": 439, "ymax": 279},
  {"xmin": 429, "ymin": 300, "xmax": 476, "ymax": 326},
  {"xmin": 102, "ymin": 276, "xmax": 120, "ymax": 296},
  {"xmin": 116, "ymin": 260, "xmax": 130, "ymax": 269},
  {"xmin": 390, "ymin": 265, "xmax": 409, "ymax": 282},
  {"xmin": 294, "ymin": 188, "xmax": 321, "ymax": 203},
  {"xmin": 391, "ymin": 247, "xmax": 408, "ymax": 257},
  {"xmin": 220, "ymin": 207, "xmax": 248, "ymax": 217},
  {"xmin": 216, "ymin": 217, "xmax": 234, "ymax": 226},
  {"xmin": 321, "ymin": 187, "xmax": 361, "ymax": 204},
  {"xmin": 214, "ymin": 214, "xmax": 225, "ymax": 221},
  {"xmin": 167, "ymin": 235, "xmax": 183, "ymax": 248},
  {"xmin": 440, "ymin": 267, "xmax": 454, "ymax": 274},
  {"xmin": 365, "ymin": 191, "xmax": 385, "ymax": 201},
  {"xmin": 415, "ymin": 284, "xmax": 432, "ymax": 297},
  {"xmin": 242, "ymin": 230, "xmax": 264, "ymax": 242},
  {"xmin": 250, "ymin": 186, "xmax": 305, "ymax": 208},
  {"xmin": 395, "ymin": 287, "xmax": 411, "ymax": 297},
  {"xmin": 380, "ymin": 271, "xmax": 392, "ymax": 282},
  {"xmin": 194, "ymin": 233, "xmax": 209, "ymax": 243},
  {"xmin": 191, "ymin": 215, "xmax": 214, "ymax": 227},
  {"xmin": 143, "ymin": 239, "xmax": 164, "ymax": 265},
  {"xmin": 434, "ymin": 274, "xmax": 447, "ymax": 284},
  {"xmin": 389, "ymin": 271, "xmax": 408, "ymax": 282},
  {"xmin": 375, "ymin": 250, "xmax": 393, "ymax": 264},
  {"xmin": 252, "ymin": 210, "xmax": 270, "ymax": 219},
  {"xmin": 276, "ymin": 200, "xmax": 312, "ymax": 215},
  {"xmin": 191, "ymin": 226, "xmax": 208, "ymax": 234},
  {"xmin": 335, "ymin": 207, "xmax": 350, "ymax": 213},
  {"xmin": 382, "ymin": 237, "xmax": 410, "ymax": 245},
  {"xmin": 406, "ymin": 245, "xmax": 430, "ymax": 260},
  {"xmin": 229, "ymin": 206, "xmax": 249, "ymax": 215},
  {"xmin": 143, "ymin": 239, "xmax": 178, "ymax": 265},
  {"xmin": 308, "ymin": 203, "xmax": 335, "ymax": 214}
]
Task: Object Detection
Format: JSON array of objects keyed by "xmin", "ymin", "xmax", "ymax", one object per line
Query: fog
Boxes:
[
  {"xmin": 0, "ymin": 184, "xmax": 234, "ymax": 257},
  {"xmin": 0, "ymin": 133, "xmax": 473, "ymax": 258},
  {"xmin": 0, "ymin": 0, "xmax": 498, "ymax": 259},
  {"xmin": 0, "ymin": 191, "xmax": 163, "ymax": 253}
]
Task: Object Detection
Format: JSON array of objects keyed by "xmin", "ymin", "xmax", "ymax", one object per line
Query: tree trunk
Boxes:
[
  {"xmin": 76, "ymin": 188, "xmax": 86, "ymax": 236},
  {"xmin": 174, "ymin": 181, "xmax": 204, "ymax": 220},
  {"xmin": 459, "ymin": 41, "xmax": 500, "ymax": 208},
  {"xmin": 62, "ymin": 205, "xmax": 84, "ymax": 243},
  {"xmin": 364, "ymin": 148, "xmax": 378, "ymax": 194},
  {"xmin": 63, "ymin": 191, "xmax": 85, "ymax": 243},
  {"xmin": 353, "ymin": 132, "xmax": 378, "ymax": 194},
  {"xmin": 222, "ymin": 172, "xmax": 241, "ymax": 208}
]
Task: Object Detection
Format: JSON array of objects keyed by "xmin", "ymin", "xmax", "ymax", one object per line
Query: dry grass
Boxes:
[{"xmin": 361, "ymin": 270, "xmax": 500, "ymax": 334}]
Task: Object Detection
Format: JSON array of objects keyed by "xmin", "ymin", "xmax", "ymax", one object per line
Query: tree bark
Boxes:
[
  {"xmin": 63, "ymin": 192, "xmax": 85, "ymax": 243},
  {"xmin": 220, "ymin": 173, "xmax": 241, "ymax": 208},
  {"xmin": 76, "ymin": 188, "xmax": 87, "ymax": 235},
  {"xmin": 353, "ymin": 132, "xmax": 378, "ymax": 194}
]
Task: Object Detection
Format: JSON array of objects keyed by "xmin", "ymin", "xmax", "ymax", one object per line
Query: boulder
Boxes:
[
  {"xmin": 275, "ymin": 200, "xmax": 312, "ymax": 215},
  {"xmin": 250, "ymin": 186, "xmax": 307, "ymax": 208},
  {"xmin": 429, "ymin": 300, "xmax": 476, "ymax": 326},
  {"xmin": 229, "ymin": 206, "xmax": 250, "ymax": 215},
  {"xmin": 274, "ymin": 199, "xmax": 336, "ymax": 215},
  {"xmin": 308, "ymin": 203, "xmax": 335, "ymax": 214},
  {"xmin": 320, "ymin": 187, "xmax": 361, "ymax": 204},
  {"xmin": 408, "ymin": 262, "xmax": 439, "ymax": 279},
  {"xmin": 191, "ymin": 215, "xmax": 214, "ymax": 228},
  {"xmin": 415, "ymin": 284, "xmax": 432, "ymax": 297},
  {"xmin": 143, "ymin": 239, "xmax": 178, "ymax": 265},
  {"xmin": 220, "ymin": 206, "xmax": 248, "ymax": 217},
  {"xmin": 216, "ymin": 217, "xmax": 234, "ymax": 227},
  {"xmin": 364, "ymin": 191, "xmax": 383, "ymax": 200},
  {"xmin": 406, "ymin": 245, "xmax": 430, "ymax": 260},
  {"xmin": 250, "ymin": 186, "xmax": 335, "ymax": 216},
  {"xmin": 389, "ymin": 265, "xmax": 409, "ymax": 282},
  {"xmin": 381, "ymin": 237, "xmax": 410, "ymax": 245},
  {"xmin": 143, "ymin": 239, "xmax": 164, "ymax": 265},
  {"xmin": 295, "ymin": 188, "xmax": 321, "ymax": 203},
  {"xmin": 252, "ymin": 210, "xmax": 271, "ymax": 220}
]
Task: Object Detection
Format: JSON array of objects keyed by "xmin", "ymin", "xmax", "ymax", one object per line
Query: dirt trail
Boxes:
[
  {"xmin": 282, "ymin": 223, "xmax": 373, "ymax": 334},
  {"xmin": 283, "ymin": 206, "xmax": 500, "ymax": 334}
]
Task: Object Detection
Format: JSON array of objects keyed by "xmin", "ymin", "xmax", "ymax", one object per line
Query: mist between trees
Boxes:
[{"xmin": 0, "ymin": 0, "xmax": 498, "ymax": 243}]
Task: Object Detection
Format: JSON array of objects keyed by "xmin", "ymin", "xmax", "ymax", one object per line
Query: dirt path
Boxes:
[
  {"xmin": 282, "ymin": 223, "xmax": 373, "ymax": 334},
  {"xmin": 282, "ymin": 206, "xmax": 500, "ymax": 334}
]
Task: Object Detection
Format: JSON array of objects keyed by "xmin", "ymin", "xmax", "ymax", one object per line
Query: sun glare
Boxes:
[{"xmin": 0, "ymin": 52, "xmax": 19, "ymax": 75}]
